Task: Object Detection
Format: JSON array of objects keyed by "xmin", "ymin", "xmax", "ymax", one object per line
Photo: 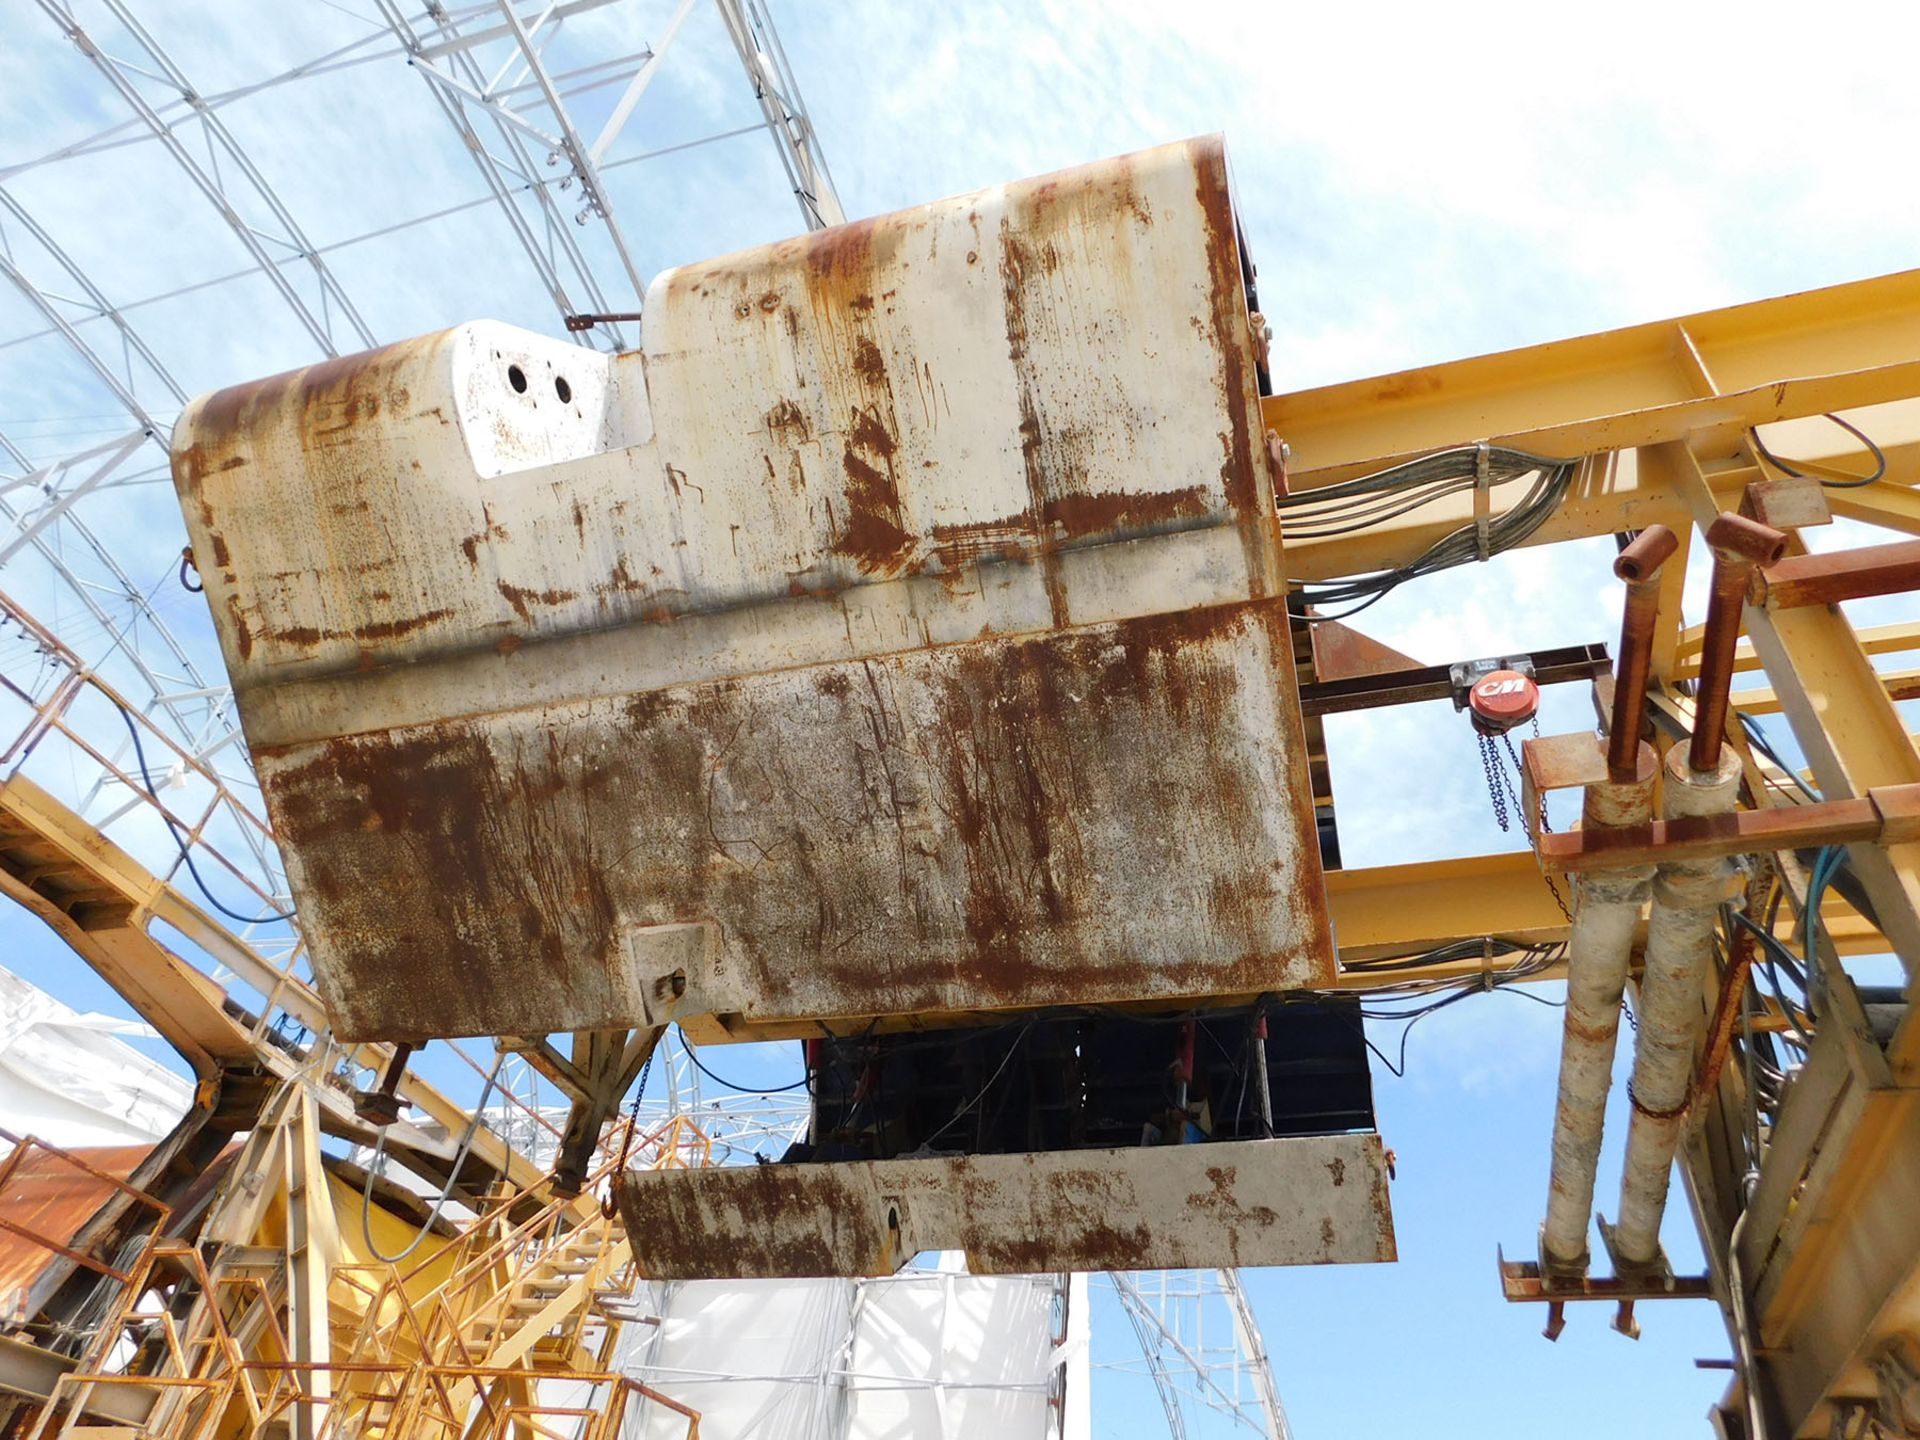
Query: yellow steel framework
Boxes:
[{"xmin": 1, "ymin": 262, "xmax": 1918, "ymax": 1438}]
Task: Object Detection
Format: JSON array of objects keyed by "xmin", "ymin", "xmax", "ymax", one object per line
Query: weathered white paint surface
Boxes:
[{"xmin": 171, "ymin": 136, "xmax": 1332, "ymax": 1043}]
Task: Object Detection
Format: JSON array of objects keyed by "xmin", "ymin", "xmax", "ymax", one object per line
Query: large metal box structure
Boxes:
[{"xmin": 171, "ymin": 136, "xmax": 1335, "ymax": 1047}]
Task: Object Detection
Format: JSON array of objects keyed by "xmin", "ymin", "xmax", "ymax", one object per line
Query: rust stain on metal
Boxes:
[
  {"xmin": 272, "ymin": 609, "xmax": 456, "ymax": 649},
  {"xmin": 613, "ymin": 1135, "xmax": 1394, "ymax": 1279},
  {"xmin": 851, "ymin": 338, "xmax": 887, "ymax": 385},
  {"xmin": 459, "ymin": 519, "xmax": 509, "ymax": 567},
  {"xmin": 496, "ymin": 579, "xmax": 578, "ymax": 623},
  {"xmin": 256, "ymin": 597, "xmax": 1330, "ymax": 1042},
  {"xmin": 595, "ymin": 557, "xmax": 651, "ymax": 600},
  {"xmin": 997, "ymin": 216, "xmax": 1070, "ymax": 626},
  {"xmin": 926, "ymin": 517, "xmax": 1037, "ymax": 573},
  {"xmin": 1040, "ymin": 485, "xmax": 1207, "ymax": 537},
  {"xmin": 833, "ymin": 404, "xmax": 914, "ymax": 574},
  {"xmin": 175, "ymin": 137, "xmax": 1332, "ymax": 1045},
  {"xmin": 765, "ymin": 398, "xmax": 810, "ymax": 443}
]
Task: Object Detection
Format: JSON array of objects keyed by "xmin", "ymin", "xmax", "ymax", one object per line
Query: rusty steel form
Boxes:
[
  {"xmin": 171, "ymin": 136, "xmax": 1331, "ymax": 1050},
  {"xmin": 157, "ymin": 135, "xmax": 1407, "ymax": 1286}
]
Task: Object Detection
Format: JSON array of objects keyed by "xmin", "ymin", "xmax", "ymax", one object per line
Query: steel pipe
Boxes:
[
  {"xmin": 1607, "ymin": 525, "xmax": 1679, "ymax": 783},
  {"xmin": 1690, "ymin": 513, "xmax": 1787, "ymax": 773},
  {"xmin": 1608, "ymin": 747, "xmax": 1744, "ymax": 1277},
  {"xmin": 1758, "ymin": 536, "xmax": 1920, "ymax": 610}
]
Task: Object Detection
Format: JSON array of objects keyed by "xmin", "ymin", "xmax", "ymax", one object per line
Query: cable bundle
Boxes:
[{"xmin": 1280, "ymin": 445, "xmax": 1580, "ymax": 620}]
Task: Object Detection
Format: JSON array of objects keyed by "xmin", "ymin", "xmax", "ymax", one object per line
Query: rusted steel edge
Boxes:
[
  {"xmin": 1759, "ymin": 537, "xmax": 1920, "ymax": 610},
  {"xmin": 1535, "ymin": 782, "xmax": 1920, "ymax": 874},
  {"xmin": 1496, "ymin": 1248, "xmax": 1713, "ymax": 1302}
]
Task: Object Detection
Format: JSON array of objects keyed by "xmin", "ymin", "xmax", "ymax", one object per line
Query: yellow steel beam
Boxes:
[
  {"xmin": 1270, "ymin": 270, "xmax": 1920, "ymax": 592},
  {"xmin": 1730, "ymin": 672, "xmax": 1920, "ymax": 717},
  {"xmin": 1676, "ymin": 619, "xmax": 1920, "ymax": 678},
  {"xmin": 1830, "ymin": 477, "xmax": 1920, "ymax": 535},
  {"xmin": 1280, "ymin": 449, "xmax": 1691, "ymax": 583},
  {"xmin": 1323, "ymin": 851, "xmax": 1567, "ymax": 964},
  {"xmin": 1265, "ymin": 268, "xmax": 1920, "ymax": 490}
]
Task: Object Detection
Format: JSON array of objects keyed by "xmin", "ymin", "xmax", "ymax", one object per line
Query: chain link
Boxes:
[{"xmin": 1477, "ymin": 724, "xmax": 1573, "ymax": 922}]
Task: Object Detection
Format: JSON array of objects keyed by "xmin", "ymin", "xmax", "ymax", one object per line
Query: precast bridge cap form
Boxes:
[{"xmin": 169, "ymin": 137, "xmax": 1392, "ymax": 1275}]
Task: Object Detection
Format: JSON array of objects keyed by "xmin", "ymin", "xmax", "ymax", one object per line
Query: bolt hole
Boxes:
[
  {"xmin": 554, "ymin": 375, "xmax": 572, "ymax": 403},
  {"xmin": 507, "ymin": 364, "xmax": 527, "ymax": 393},
  {"xmin": 886, "ymin": 1205, "xmax": 900, "ymax": 1233}
]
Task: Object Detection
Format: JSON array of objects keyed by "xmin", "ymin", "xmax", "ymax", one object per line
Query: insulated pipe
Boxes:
[
  {"xmin": 1607, "ymin": 525, "xmax": 1679, "ymax": 783},
  {"xmin": 1689, "ymin": 513, "xmax": 1788, "ymax": 773},
  {"xmin": 1607, "ymin": 518, "xmax": 1775, "ymax": 1280},
  {"xmin": 1539, "ymin": 529, "xmax": 1678, "ymax": 1279},
  {"xmin": 1540, "ymin": 758, "xmax": 1658, "ymax": 1277},
  {"xmin": 1609, "ymin": 747, "xmax": 1744, "ymax": 1276}
]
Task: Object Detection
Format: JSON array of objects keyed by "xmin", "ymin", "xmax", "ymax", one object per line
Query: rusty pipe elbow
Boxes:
[
  {"xmin": 1689, "ymin": 512, "xmax": 1787, "ymax": 773},
  {"xmin": 1705, "ymin": 510, "xmax": 1789, "ymax": 566},
  {"xmin": 1614, "ymin": 524, "xmax": 1680, "ymax": 584},
  {"xmin": 1606, "ymin": 524, "xmax": 1677, "ymax": 783}
]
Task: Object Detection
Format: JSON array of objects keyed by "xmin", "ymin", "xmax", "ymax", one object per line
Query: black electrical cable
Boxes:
[
  {"xmin": 1729, "ymin": 910, "xmax": 1815, "ymax": 1048},
  {"xmin": 116, "ymin": 701, "xmax": 295, "ymax": 925},
  {"xmin": 1751, "ymin": 413, "xmax": 1886, "ymax": 489},
  {"xmin": 1739, "ymin": 713, "xmax": 1821, "ymax": 802},
  {"xmin": 678, "ymin": 1032, "xmax": 814, "ymax": 1094}
]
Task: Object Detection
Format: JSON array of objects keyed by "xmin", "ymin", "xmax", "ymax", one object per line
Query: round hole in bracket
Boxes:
[
  {"xmin": 507, "ymin": 363, "xmax": 528, "ymax": 393},
  {"xmin": 554, "ymin": 375, "xmax": 572, "ymax": 404}
]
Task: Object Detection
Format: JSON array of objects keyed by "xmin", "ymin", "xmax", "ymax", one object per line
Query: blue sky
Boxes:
[{"xmin": 7, "ymin": 1, "xmax": 1920, "ymax": 1434}]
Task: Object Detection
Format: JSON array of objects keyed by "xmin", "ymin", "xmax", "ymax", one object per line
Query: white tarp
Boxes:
[
  {"xmin": 616, "ymin": 1261, "xmax": 1068, "ymax": 1440},
  {"xmin": 0, "ymin": 962, "xmax": 191, "ymax": 1147},
  {"xmin": 620, "ymin": 1277, "xmax": 855, "ymax": 1439},
  {"xmin": 843, "ymin": 1271, "xmax": 1058, "ymax": 1439}
]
